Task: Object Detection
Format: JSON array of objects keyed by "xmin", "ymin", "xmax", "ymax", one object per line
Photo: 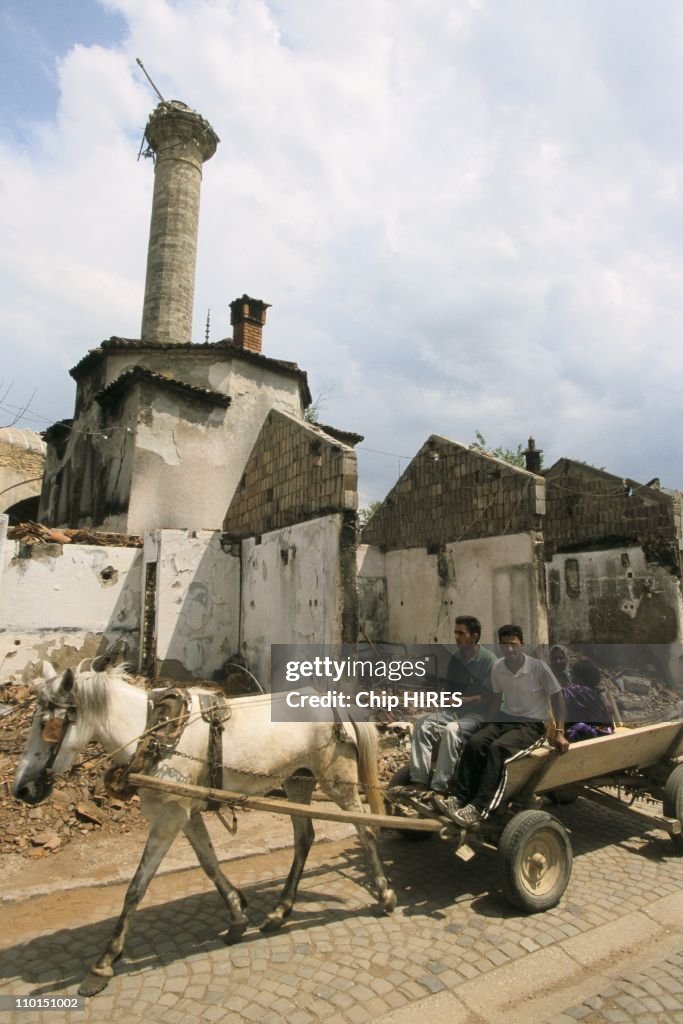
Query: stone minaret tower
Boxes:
[{"xmin": 140, "ymin": 101, "xmax": 219, "ymax": 344}]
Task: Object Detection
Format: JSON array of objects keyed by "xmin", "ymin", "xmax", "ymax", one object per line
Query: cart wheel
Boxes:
[
  {"xmin": 497, "ymin": 810, "xmax": 572, "ymax": 912},
  {"xmin": 385, "ymin": 766, "xmax": 432, "ymax": 841},
  {"xmin": 662, "ymin": 763, "xmax": 683, "ymax": 855}
]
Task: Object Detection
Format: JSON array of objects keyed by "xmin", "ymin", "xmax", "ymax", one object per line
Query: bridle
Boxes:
[{"xmin": 36, "ymin": 692, "xmax": 78, "ymax": 776}]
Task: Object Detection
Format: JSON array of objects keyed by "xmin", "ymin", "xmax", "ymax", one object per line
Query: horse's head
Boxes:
[{"xmin": 12, "ymin": 665, "xmax": 91, "ymax": 805}]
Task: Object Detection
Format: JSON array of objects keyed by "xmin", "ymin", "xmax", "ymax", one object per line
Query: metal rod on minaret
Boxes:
[{"xmin": 136, "ymin": 58, "xmax": 165, "ymax": 103}]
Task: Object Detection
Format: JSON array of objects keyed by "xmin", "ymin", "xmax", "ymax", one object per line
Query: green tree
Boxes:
[
  {"xmin": 358, "ymin": 500, "xmax": 382, "ymax": 528},
  {"xmin": 470, "ymin": 431, "xmax": 536, "ymax": 469}
]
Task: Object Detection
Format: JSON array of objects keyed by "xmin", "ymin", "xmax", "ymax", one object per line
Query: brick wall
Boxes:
[
  {"xmin": 543, "ymin": 459, "xmax": 681, "ymax": 556},
  {"xmin": 362, "ymin": 436, "xmax": 544, "ymax": 551},
  {"xmin": 223, "ymin": 410, "xmax": 358, "ymax": 539},
  {"xmin": 0, "ymin": 443, "xmax": 44, "ymax": 477}
]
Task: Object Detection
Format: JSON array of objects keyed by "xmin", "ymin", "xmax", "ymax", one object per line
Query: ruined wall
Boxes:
[
  {"xmin": 544, "ymin": 460, "xmax": 681, "ymax": 558},
  {"xmin": 0, "ymin": 535, "xmax": 142, "ymax": 679},
  {"xmin": 141, "ymin": 530, "xmax": 240, "ymax": 681},
  {"xmin": 358, "ymin": 532, "xmax": 548, "ymax": 646},
  {"xmin": 39, "ymin": 390, "xmax": 138, "ymax": 534},
  {"xmin": 125, "ymin": 381, "xmax": 231, "ymax": 534},
  {"xmin": 224, "ymin": 410, "xmax": 358, "ymax": 539},
  {"xmin": 43, "ymin": 348, "xmax": 305, "ymax": 536},
  {"xmin": 362, "ymin": 436, "xmax": 544, "ymax": 550},
  {"xmin": 547, "ymin": 547, "xmax": 683, "ymax": 646},
  {"xmin": 240, "ymin": 515, "xmax": 355, "ymax": 687}
]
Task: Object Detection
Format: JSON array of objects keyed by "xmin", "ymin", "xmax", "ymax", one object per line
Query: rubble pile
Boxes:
[
  {"xmin": 7, "ymin": 522, "xmax": 142, "ymax": 547},
  {"xmin": 0, "ymin": 682, "xmax": 145, "ymax": 860}
]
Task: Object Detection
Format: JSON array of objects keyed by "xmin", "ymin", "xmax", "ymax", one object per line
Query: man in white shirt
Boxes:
[{"xmin": 434, "ymin": 624, "xmax": 569, "ymax": 826}]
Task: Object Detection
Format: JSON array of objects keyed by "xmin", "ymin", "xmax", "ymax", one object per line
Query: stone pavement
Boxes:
[{"xmin": 1, "ymin": 796, "xmax": 682, "ymax": 1024}]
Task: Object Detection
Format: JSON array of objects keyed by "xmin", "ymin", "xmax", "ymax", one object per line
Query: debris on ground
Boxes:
[{"xmin": 7, "ymin": 522, "xmax": 142, "ymax": 547}]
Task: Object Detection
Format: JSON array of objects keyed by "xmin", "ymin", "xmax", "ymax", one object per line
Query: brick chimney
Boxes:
[
  {"xmin": 524, "ymin": 437, "xmax": 543, "ymax": 474},
  {"xmin": 230, "ymin": 295, "xmax": 271, "ymax": 353}
]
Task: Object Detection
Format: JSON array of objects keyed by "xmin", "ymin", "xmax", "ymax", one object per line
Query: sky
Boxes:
[{"xmin": 1, "ymin": 0, "xmax": 683, "ymax": 504}]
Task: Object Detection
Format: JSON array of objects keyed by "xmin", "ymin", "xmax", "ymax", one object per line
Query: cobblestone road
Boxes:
[{"xmin": 1, "ymin": 797, "xmax": 682, "ymax": 1024}]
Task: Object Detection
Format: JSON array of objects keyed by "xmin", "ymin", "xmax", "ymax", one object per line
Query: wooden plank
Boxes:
[
  {"xmin": 501, "ymin": 720, "xmax": 683, "ymax": 801},
  {"xmin": 128, "ymin": 772, "xmax": 443, "ymax": 832}
]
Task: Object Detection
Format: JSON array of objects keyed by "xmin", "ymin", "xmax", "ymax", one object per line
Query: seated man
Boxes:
[
  {"xmin": 403, "ymin": 615, "xmax": 496, "ymax": 801},
  {"xmin": 434, "ymin": 624, "xmax": 569, "ymax": 826}
]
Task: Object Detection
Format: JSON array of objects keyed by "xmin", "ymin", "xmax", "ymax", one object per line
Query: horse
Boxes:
[{"xmin": 12, "ymin": 663, "xmax": 396, "ymax": 997}]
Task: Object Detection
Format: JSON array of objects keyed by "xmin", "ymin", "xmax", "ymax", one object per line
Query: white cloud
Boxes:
[{"xmin": 2, "ymin": 0, "xmax": 683, "ymax": 499}]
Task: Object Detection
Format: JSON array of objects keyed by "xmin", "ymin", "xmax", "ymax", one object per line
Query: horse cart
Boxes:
[
  {"xmin": 11, "ymin": 664, "xmax": 683, "ymax": 996},
  {"xmin": 131, "ymin": 717, "xmax": 683, "ymax": 915}
]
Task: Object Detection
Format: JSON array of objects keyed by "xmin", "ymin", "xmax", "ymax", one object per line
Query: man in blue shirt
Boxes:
[{"xmin": 403, "ymin": 615, "xmax": 496, "ymax": 800}]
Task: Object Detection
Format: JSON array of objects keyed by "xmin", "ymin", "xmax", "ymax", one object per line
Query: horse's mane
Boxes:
[{"xmin": 68, "ymin": 665, "xmax": 144, "ymax": 728}]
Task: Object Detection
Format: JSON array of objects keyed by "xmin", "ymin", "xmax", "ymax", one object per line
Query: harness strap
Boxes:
[{"xmin": 198, "ymin": 692, "xmax": 231, "ymax": 809}]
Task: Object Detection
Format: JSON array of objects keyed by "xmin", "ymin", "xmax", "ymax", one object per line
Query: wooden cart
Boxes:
[
  {"xmin": 129, "ymin": 719, "xmax": 683, "ymax": 917},
  {"xmin": 387, "ymin": 719, "xmax": 683, "ymax": 912}
]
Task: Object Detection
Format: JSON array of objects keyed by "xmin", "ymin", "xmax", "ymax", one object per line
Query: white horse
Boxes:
[{"xmin": 12, "ymin": 664, "xmax": 395, "ymax": 997}]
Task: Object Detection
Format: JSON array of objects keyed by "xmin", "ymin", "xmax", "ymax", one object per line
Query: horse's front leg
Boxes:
[
  {"xmin": 182, "ymin": 813, "xmax": 249, "ymax": 944},
  {"xmin": 322, "ymin": 779, "xmax": 396, "ymax": 915},
  {"xmin": 78, "ymin": 803, "xmax": 188, "ymax": 997},
  {"xmin": 261, "ymin": 775, "xmax": 316, "ymax": 932}
]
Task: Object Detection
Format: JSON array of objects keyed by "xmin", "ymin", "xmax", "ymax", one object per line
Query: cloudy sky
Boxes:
[{"xmin": 1, "ymin": 0, "xmax": 682, "ymax": 504}]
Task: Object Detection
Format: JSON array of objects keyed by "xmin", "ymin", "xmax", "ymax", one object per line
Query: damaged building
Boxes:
[{"xmin": 2, "ymin": 96, "xmax": 683, "ymax": 696}]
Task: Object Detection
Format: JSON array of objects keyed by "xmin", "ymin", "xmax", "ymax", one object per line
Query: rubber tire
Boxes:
[
  {"xmin": 662, "ymin": 763, "xmax": 683, "ymax": 855},
  {"xmin": 385, "ymin": 765, "xmax": 432, "ymax": 841},
  {"xmin": 497, "ymin": 810, "xmax": 572, "ymax": 913}
]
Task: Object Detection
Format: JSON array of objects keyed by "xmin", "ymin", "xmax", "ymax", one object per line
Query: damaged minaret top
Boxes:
[{"xmin": 140, "ymin": 100, "xmax": 219, "ymax": 344}]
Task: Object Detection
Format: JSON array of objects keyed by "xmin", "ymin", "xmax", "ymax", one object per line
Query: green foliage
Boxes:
[
  {"xmin": 470, "ymin": 431, "xmax": 533, "ymax": 469},
  {"xmin": 358, "ymin": 500, "xmax": 382, "ymax": 528}
]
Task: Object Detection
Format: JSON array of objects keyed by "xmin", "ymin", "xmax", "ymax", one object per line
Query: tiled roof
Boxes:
[
  {"xmin": 69, "ymin": 337, "xmax": 312, "ymax": 405},
  {"xmin": 94, "ymin": 366, "xmax": 232, "ymax": 408}
]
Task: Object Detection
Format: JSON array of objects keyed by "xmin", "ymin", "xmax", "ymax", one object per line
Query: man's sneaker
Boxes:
[
  {"xmin": 431, "ymin": 793, "xmax": 463, "ymax": 819},
  {"xmin": 451, "ymin": 803, "xmax": 482, "ymax": 827}
]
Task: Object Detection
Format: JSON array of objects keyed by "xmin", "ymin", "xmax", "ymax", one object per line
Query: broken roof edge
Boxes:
[
  {"xmin": 94, "ymin": 366, "xmax": 231, "ymax": 408},
  {"xmin": 430, "ymin": 434, "xmax": 544, "ymax": 479},
  {"xmin": 266, "ymin": 408, "xmax": 358, "ymax": 452},
  {"xmin": 315, "ymin": 422, "xmax": 364, "ymax": 446},
  {"xmin": 544, "ymin": 457, "xmax": 674, "ymax": 501},
  {"xmin": 69, "ymin": 337, "xmax": 312, "ymax": 405},
  {"xmin": 43, "ymin": 419, "xmax": 74, "ymax": 443}
]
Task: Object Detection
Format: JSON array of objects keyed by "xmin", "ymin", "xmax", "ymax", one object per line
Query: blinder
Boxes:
[
  {"xmin": 42, "ymin": 713, "xmax": 68, "ymax": 744},
  {"xmin": 38, "ymin": 698, "xmax": 78, "ymax": 773}
]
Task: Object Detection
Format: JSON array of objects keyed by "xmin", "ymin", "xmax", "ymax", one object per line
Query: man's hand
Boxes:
[{"xmin": 549, "ymin": 731, "xmax": 570, "ymax": 755}]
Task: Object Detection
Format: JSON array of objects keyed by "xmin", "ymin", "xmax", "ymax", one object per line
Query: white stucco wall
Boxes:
[
  {"xmin": 546, "ymin": 547, "xmax": 683, "ymax": 642},
  {"xmin": 240, "ymin": 515, "xmax": 345, "ymax": 687},
  {"xmin": 0, "ymin": 540, "xmax": 142, "ymax": 679},
  {"xmin": 125, "ymin": 361, "xmax": 303, "ymax": 535},
  {"xmin": 357, "ymin": 532, "xmax": 548, "ymax": 646},
  {"xmin": 147, "ymin": 529, "xmax": 241, "ymax": 680}
]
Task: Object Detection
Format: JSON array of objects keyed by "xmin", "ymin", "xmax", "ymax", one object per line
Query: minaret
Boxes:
[{"xmin": 140, "ymin": 101, "xmax": 219, "ymax": 344}]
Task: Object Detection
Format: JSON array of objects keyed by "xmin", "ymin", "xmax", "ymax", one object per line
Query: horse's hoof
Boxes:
[
  {"xmin": 260, "ymin": 917, "xmax": 284, "ymax": 933},
  {"xmin": 78, "ymin": 971, "xmax": 111, "ymax": 997},
  {"xmin": 223, "ymin": 920, "xmax": 248, "ymax": 946},
  {"xmin": 380, "ymin": 889, "xmax": 397, "ymax": 914}
]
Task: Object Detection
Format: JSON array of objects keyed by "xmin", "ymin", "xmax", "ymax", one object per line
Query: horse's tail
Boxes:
[{"xmin": 351, "ymin": 721, "xmax": 385, "ymax": 816}]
